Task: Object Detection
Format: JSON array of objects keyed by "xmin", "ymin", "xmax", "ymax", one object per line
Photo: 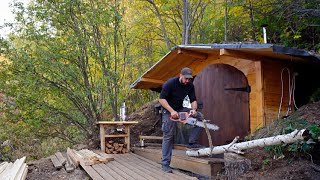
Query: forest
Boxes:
[{"xmin": 0, "ymin": 0, "xmax": 319, "ymax": 159}]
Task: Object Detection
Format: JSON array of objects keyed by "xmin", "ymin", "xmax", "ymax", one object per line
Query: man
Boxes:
[{"xmin": 159, "ymin": 67, "xmax": 202, "ymax": 173}]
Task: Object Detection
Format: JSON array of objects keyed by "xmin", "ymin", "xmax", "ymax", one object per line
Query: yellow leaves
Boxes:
[{"xmin": 293, "ymin": 34, "xmax": 301, "ymax": 40}]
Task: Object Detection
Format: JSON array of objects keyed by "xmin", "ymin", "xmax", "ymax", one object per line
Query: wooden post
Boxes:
[
  {"xmin": 125, "ymin": 124, "xmax": 130, "ymax": 151},
  {"xmin": 100, "ymin": 125, "xmax": 105, "ymax": 152}
]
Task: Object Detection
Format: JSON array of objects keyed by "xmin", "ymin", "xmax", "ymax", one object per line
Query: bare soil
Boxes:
[
  {"xmin": 26, "ymin": 156, "xmax": 89, "ymax": 180},
  {"xmin": 25, "ymin": 100, "xmax": 320, "ymax": 180}
]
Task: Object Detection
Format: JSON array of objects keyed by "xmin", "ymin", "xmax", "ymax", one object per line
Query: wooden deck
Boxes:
[
  {"xmin": 82, "ymin": 152, "xmax": 197, "ymax": 180},
  {"xmin": 132, "ymin": 147, "xmax": 224, "ymax": 177}
]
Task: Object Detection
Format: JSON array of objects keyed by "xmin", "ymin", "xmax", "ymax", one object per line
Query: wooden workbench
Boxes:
[{"xmin": 97, "ymin": 121, "xmax": 138, "ymax": 153}]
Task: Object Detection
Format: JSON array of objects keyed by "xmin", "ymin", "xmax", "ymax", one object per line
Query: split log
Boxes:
[
  {"xmin": 186, "ymin": 129, "xmax": 308, "ymax": 157},
  {"xmin": 105, "ymin": 141, "xmax": 128, "ymax": 154}
]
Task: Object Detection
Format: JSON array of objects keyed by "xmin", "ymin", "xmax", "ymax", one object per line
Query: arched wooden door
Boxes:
[{"xmin": 193, "ymin": 64, "xmax": 250, "ymax": 146}]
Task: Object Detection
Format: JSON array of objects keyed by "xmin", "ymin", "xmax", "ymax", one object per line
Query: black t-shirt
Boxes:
[{"xmin": 160, "ymin": 77, "xmax": 197, "ymax": 110}]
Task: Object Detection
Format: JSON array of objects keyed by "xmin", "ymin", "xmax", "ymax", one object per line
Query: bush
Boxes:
[{"xmin": 310, "ymin": 88, "xmax": 320, "ymax": 103}]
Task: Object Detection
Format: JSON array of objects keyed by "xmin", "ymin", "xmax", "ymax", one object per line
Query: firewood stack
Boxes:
[{"xmin": 105, "ymin": 140, "xmax": 129, "ymax": 154}]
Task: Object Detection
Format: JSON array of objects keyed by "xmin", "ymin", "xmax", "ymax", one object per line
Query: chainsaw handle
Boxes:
[
  {"xmin": 169, "ymin": 116, "xmax": 180, "ymax": 121},
  {"xmin": 169, "ymin": 112, "xmax": 190, "ymax": 122}
]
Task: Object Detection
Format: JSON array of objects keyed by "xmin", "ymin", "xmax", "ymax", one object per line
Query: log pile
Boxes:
[
  {"xmin": 0, "ymin": 156, "xmax": 28, "ymax": 180},
  {"xmin": 105, "ymin": 140, "xmax": 129, "ymax": 154}
]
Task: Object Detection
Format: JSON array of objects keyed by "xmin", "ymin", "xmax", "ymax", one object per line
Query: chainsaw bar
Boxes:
[{"xmin": 184, "ymin": 117, "xmax": 219, "ymax": 131}]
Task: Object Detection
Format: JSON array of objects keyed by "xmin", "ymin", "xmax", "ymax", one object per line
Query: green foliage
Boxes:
[
  {"xmin": 309, "ymin": 125, "xmax": 320, "ymax": 140},
  {"xmin": 262, "ymin": 158, "xmax": 271, "ymax": 169},
  {"xmin": 263, "ymin": 120, "xmax": 320, "ymax": 158},
  {"xmin": 309, "ymin": 88, "xmax": 320, "ymax": 103},
  {"xmin": 264, "ymin": 144, "xmax": 285, "ymax": 157}
]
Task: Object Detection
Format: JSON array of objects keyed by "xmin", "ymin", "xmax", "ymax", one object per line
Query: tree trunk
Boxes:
[
  {"xmin": 224, "ymin": 0, "xmax": 228, "ymax": 42},
  {"xmin": 186, "ymin": 129, "xmax": 308, "ymax": 157},
  {"xmin": 147, "ymin": 0, "xmax": 171, "ymax": 50},
  {"xmin": 248, "ymin": 0, "xmax": 256, "ymax": 41},
  {"xmin": 182, "ymin": 0, "xmax": 189, "ymax": 45}
]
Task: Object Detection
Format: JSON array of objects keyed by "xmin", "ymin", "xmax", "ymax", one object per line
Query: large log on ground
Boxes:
[{"xmin": 186, "ymin": 129, "xmax": 308, "ymax": 157}]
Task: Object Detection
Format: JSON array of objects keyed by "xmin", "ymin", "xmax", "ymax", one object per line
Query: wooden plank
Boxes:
[
  {"xmin": 143, "ymin": 143, "xmax": 162, "ymax": 147},
  {"xmin": 105, "ymin": 160, "xmax": 140, "ymax": 180},
  {"xmin": 129, "ymin": 153, "xmax": 197, "ymax": 179},
  {"xmin": 91, "ymin": 164, "xmax": 115, "ymax": 180},
  {"xmin": 112, "ymin": 155, "xmax": 157, "ymax": 180},
  {"xmin": 140, "ymin": 78, "xmax": 165, "ymax": 85},
  {"xmin": 0, "ymin": 162, "xmax": 8, "ymax": 174},
  {"xmin": 76, "ymin": 150, "xmax": 100, "ymax": 166},
  {"xmin": 55, "ymin": 152, "xmax": 66, "ymax": 165},
  {"xmin": 105, "ymin": 134, "xmax": 128, "ymax": 138},
  {"xmin": 0, "ymin": 162, "xmax": 12, "ymax": 178},
  {"xmin": 0, "ymin": 162, "xmax": 13, "ymax": 179},
  {"xmin": 116, "ymin": 154, "xmax": 182, "ymax": 180},
  {"xmin": 20, "ymin": 165, "xmax": 28, "ymax": 180},
  {"xmin": 2, "ymin": 157, "xmax": 26, "ymax": 180},
  {"xmin": 100, "ymin": 124, "xmax": 106, "ymax": 152},
  {"xmin": 67, "ymin": 148, "xmax": 80, "ymax": 167},
  {"xmin": 80, "ymin": 164, "xmax": 104, "ymax": 180},
  {"xmin": 134, "ymin": 147, "xmax": 210, "ymax": 164},
  {"xmin": 130, "ymin": 153, "xmax": 192, "ymax": 180},
  {"xmin": 111, "ymin": 161, "xmax": 147, "ymax": 180},
  {"xmin": 13, "ymin": 163, "xmax": 26, "ymax": 180},
  {"xmin": 132, "ymin": 147, "xmax": 222, "ymax": 177},
  {"xmin": 178, "ymin": 49, "xmax": 208, "ymax": 60},
  {"xmin": 139, "ymin": 136, "xmax": 163, "ymax": 140},
  {"xmin": 50, "ymin": 155, "xmax": 63, "ymax": 169},
  {"xmin": 124, "ymin": 124, "xmax": 131, "ymax": 151},
  {"xmin": 92, "ymin": 150, "xmax": 114, "ymax": 161},
  {"xmin": 116, "ymin": 155, "xmax": 171, "ymax": 179},
  {"xmin": 65, "ymin": 154, "xmax": 76, "ymax": 173},
  {"xmin": 255, "ymin": 61, "xmax": 265, "ymax": 128},
  {"xmin": 81, "ymin": 149, "xmax": 111, "ymax": 162},
  {"xmin": 98, "ymin": 163, "xmax": 126, "ymax": 180},
  {"xmin": 96, "ymin": 121, "xmax": 139, "ymax": 125}
]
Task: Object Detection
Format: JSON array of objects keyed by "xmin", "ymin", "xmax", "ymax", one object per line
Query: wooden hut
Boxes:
[{"xmin": 130, "ymin": 44, "xmax": 320, "ymax": 146}]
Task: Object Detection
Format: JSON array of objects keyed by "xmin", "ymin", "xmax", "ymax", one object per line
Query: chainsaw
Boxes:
[{"xmin": 170, "ymin": 112, "xmax": 219, "ymax": 131}]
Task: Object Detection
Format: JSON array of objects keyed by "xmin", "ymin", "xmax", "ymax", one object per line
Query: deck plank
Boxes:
[
  {"xmin": 130, "ymin": 153, "xmax": 197, "ymax": 179},
  {"xmin": 98, "ymin": 164, "xmax": 126, "ymax": 180},
  {"xmin": 114, "ymin": 155, "xmax": 159, "ymax": 180},
  {"xmin": 105, "ymin": 161, "xmax": 137, "ymax": 180},
  {"xmin": 117, "ymin": 154, "xmax": 185, "ymax": 180},
  {"xmin": 93, "ymin": 151, "xmax": 197, "ymax": 180},
  {"xmin": 113, "ymin": 161, "xmax": 148, "ymax": 180},
  {"xmin": 132, "ymin": 147, "xmax": 223, "ymax": 177},
  {"xmin": 80, "ymin": 163, "xmax": 104, "ymax": 180},
  {"xmin": 92, "ymin": 164, "xmax": 115, "ymax": 180}
]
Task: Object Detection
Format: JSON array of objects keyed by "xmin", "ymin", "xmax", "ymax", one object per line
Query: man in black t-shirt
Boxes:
[{"xmin": 159, "ymin": 67, "xmax": 202, "ymax": 173}]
